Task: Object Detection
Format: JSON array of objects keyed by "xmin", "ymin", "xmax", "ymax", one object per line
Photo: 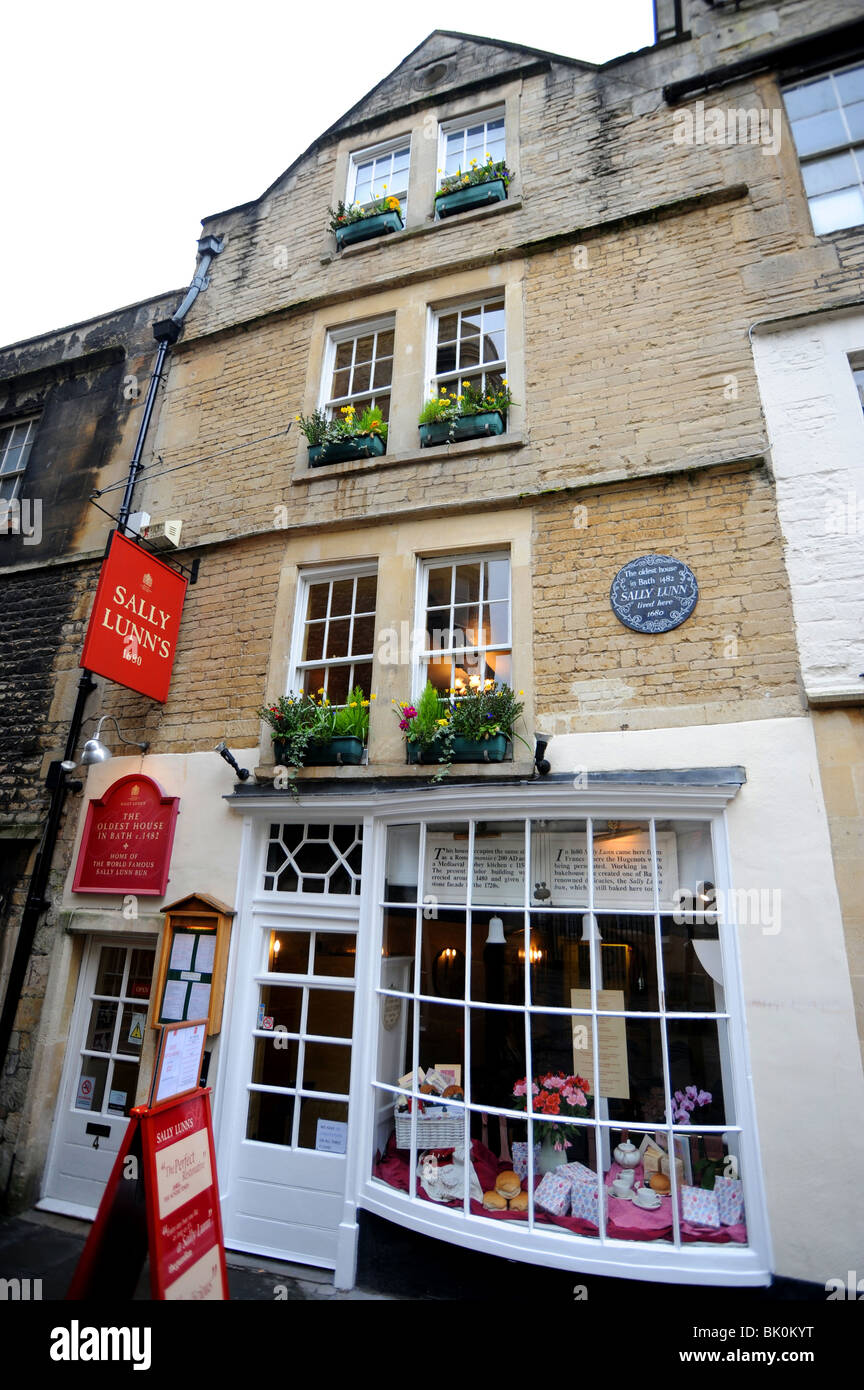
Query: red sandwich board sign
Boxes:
[
  {"xmin": 72, "ymin": 773, "xmax": 179, "ymax": 896},
  {"xmin": 80, "ymin": 529, "xmax": 188, "ymax": 703},
  {"xmin": 67, "ymin": 1087, "xmax": 229, "ymax": 1301}
]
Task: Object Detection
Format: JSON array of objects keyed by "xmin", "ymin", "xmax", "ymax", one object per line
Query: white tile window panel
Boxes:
[
  {"xmin": 438, "ymin": 108, "xmax": 505, "ymax": 185},
  {"xmin": 0, "ymin": 418, "xmax": 38, "ymax": 501},
  {"xmin": 785, "ymin": 63, "xmax": 864, "ymax": 234},
  {"xmin": 414, "ymin": 550, "xmax": 512, "ymax": 694},
  {"xmin": 321, "ymin": 319, "xmax": 394, "ymax": 425},
  {"xmin": 347, "ymin": 138, "xmax": 410, "ymax": 217},
  {"xmin": 430, "ymin": 298, "xmax": 506, "ymax": 401},
  {"xmin": 288, "ymin": 563, "xmax": 378, "ymax": 706}
]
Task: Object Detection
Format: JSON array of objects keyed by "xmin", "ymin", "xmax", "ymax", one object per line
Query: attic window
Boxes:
[
  {"xmin": 414, "ymin": 61, "xmax": 450, "ymax": 90},
  {"xmin": 347, "ymin": 137, "xmax": 410, "ymax": 216}
]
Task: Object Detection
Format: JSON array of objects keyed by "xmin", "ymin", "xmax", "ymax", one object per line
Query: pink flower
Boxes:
[
  {"xmin": 572, "ymin": 1089, "xmax": 587, "ymax": 1107},
  {"xmin": 543, "ymin": 1074, "xmax": 565, "ymax": 1090},
  {"xmin": 512, "ymin": 1079, "xmax": 528, "ymax": 1097}
]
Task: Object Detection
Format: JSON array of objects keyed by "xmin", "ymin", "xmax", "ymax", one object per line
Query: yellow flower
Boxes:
[
  {"xmin": 349, "ymin": 701, "xmax": 357, "ymax": 707},
  {"xmin": 502, "ymin": 378, "xmax": 508, "ymax": 385},
  {"xmin": 519, "ymin": 689, "xmax": 524, "ymax": 695},
  {"xmin": 318, "ymin": 687, "xmax": 325, "ymax": 694},
  {"xmin": 361, "ymin": 700, "xmax": 369, "ymax": 707},
  {"xmin": 437, "ymin": 718, "xmax": 449, "ymax": 726},
  {"xmin": 370, "ymin": 693, "xmax": 377, "ymax": 700}
]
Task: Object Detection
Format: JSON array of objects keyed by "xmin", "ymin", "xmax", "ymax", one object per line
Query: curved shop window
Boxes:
[{"xmin": 365, "ymin": 815, "xmax": 768, "ymax": 1282}]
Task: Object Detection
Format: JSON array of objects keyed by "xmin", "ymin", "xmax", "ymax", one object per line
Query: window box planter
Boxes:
[
  {"xmin": 274, "ymin": 736, "xmax": 365, "ymax": 767},
  {"xmin": 335, "ymin": 210, "xmax": 403, "ymax": 249},
  {"xmin": 419, "ymin": 410, "xmax": 505, "ymax": 448},
  {"xmin": 308, "ymin": 434, "xmax": 386, "ymax": 467},
  {"xmin": 434, "ymin": 178, "xmax": 508, "ymax": 218},
  {"xmin": 406, "ymin": 733, "xmax": 510, "ymax": 764}
]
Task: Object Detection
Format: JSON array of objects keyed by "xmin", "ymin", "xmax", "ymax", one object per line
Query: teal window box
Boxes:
[
  {"xmin": 274, "ymin": 736, "xmax": 365, "ymax": 767},
  {"xmin": 434, "ymin": 179, "xmax": 508, "ymax": 219},
  {"xmin": 406, "ymin": 733, "xmax": 510, "ymax": 764},
  {"xmin": 308, "ymin": 434, "xmax": 386, "ymax": 467},
  {"xmin": 335, "ymin": 210, "xmax": 404, "ymax": 249},
  {"xmin": 419, "ymin": 411, "xmax": 505, "ymax": 448}
]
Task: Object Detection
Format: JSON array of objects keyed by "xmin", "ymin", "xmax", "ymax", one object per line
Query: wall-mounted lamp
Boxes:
[
  {"xmin": 60, "ymin": 715, "xmax": 149, "ymax": 773},
  {"xmin": 215, "ymin": 741, "xmax": 251, "ymax": 781},
  {"xmin": 534, "ymin": 732, "xmax": 551, "ymax": 777}
]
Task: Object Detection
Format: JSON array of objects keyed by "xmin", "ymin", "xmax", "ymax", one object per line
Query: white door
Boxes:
[
  {"xmin": 219, "ymin": 908, "xmax": 358, "ymax": 1268},
  {"xmin": 41, "ymin": 937, "xmax": 156, "ymax": 1217}
]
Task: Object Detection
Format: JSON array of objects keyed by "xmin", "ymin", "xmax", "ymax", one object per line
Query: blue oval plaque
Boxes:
[{"xmin": 610, "ymin": 554, "xmax": 698, "ymax": 634}]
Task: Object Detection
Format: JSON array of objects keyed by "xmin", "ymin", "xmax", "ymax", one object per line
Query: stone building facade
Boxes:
[{"xmin": 2, "ymin": 1, "xmax": 863, "ymax": 1292}]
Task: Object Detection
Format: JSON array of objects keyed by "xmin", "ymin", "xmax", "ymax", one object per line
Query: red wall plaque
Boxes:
[
  {"xmin": 80, "ymin": 529, "xmax": 188, "ymax": 703},
  {"xmin": 72, "ymin": 774, "xmax": 179, "ymax": 896}
]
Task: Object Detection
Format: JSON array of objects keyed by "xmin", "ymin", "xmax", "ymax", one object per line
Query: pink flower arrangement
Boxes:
[
  {"xmin": 512, "ymin": 1071, "xmax": 593, "ymax": 1148},
  {"xmin": 671, "ymin": 1084, "xmax": 713, "ymax": 1123}
]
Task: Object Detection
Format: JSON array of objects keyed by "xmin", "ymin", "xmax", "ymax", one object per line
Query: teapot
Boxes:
[{"xmin": 613, "ymin": 1136, "xmax": 640, "ymax": 1169}]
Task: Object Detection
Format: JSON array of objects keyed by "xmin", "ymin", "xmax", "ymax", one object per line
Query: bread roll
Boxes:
[
  {"xmin": 649, "ymin": 1172, "xmax": 671, "ymax": 1193},
  {"xmin": 495, "ymin": 1170, "xmax": 522, "ymax": 1199},
  {"xmin": 508, "ymin": 1191, "xmax": 529, "ymax": 1211},
  {"xmin": 483, "ymin": 1190, "xmax": 508, "ymax": 1210}
]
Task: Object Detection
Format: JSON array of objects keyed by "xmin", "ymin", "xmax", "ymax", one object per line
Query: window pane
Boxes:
[
  {"xmin": 75, "ymin": 1057, "xmax": 108, "ymax": 1111},
  {"xmin": 298, "ymin": 1099, "xmax": 348, "ymax": 1149},
  {"xmin": 844, "ymin": 102, "xmax": 864, "ymax": 142},
  {"xmin": 351, "ymin": 362, "xmax": 371, "ymax": 394},
  {"xmin": 454, "ymin": 563, "xmax": 481, "ymax": 603},
  {"xmin": 326, "ymin": 666, "xmax": 350, "ymax": 705},
  {"xmin": 247, "ymin": 1091, "xmax": 294, "ymax": 1145},
  {"xmin": 372, "ymin": 356, "xmax": 392, "ymax": 389},
  {"xmin": 325, "ymin": 618, "xmax": 350, "ymax": 658},
  {"xmin": 791, "ymin": 109, "xmax": 847, "ymax": 156},
  {"xmin": 306, "ymin": 988, "xmax": 354, "ymax": 1037},
  {"xmin": 108, "ymin": 1061, "xmax": 140, "ymax": 1116},
  {"xmin": 331, "ymin": 367, "xmax": 351, "ymax": 400},
  {"xmin": 437, "ymin": 313, "xmax": 458, "ymax": 342},
  {"xmin": 836, "ymin": 66, "xmax": 864, "ymax": 105},
  {"xmin": 470, "ymin": 1006, "xmax": 524, "ymax": 1108},
  {"xmin": 313, "ymin": 933, "xmax": 356, "ymax": 978},
  {"xmin": 810, "ymin": 185, "xmax": 864, "ymax": 233},
  {"xmin": 334, "ymin": 341, "xmax": 353, "ymax": 371},
  {"xmin": 355, "ymin": 573, "xmax": 377, "ymax": 610},
  {"xmin": 95, "ymin": 947, "xmax": 125, "ymax": 997},
  {"xmin": 802, "ymin": 150, "xmax": 858, "ymax": 195},
  {"xmin": 459, "ymin": 337, "xmax": 480, "ymax": 368},
  {"xmin": 350, "ymin": 612, "xmax": 374, "ymax": 656},
  {"xmin": 251, "ymin": 1036, "xmax": 299, "ymax": 1088},
  {"xmin": 269, "ymin": 931, "xmax": 311, "ymax": 973},
  {"xmin": 421, "ymin": 910, "xmax": 466, "ymax": 999},
  {"xmin": 329, "ymin": 578, "xmax": 354, "ymax": 616},
  {"xmin": 784, "ymin": 76, "xmax": 836, "ymax": 121},
  {"xmin": 303, "ymin": 621, "xmax": 325, "ymax": 662},
  {"xmin": 258, "ymin": 985, "xmax": 303, "ymax": 1032},
  {"xmin": 86, "ymin": 1002, "xmax": 118, "ymax": 1052},
  {"xmin": 436, "ymin": 342, "xmax": 457, "ymax": 374}
]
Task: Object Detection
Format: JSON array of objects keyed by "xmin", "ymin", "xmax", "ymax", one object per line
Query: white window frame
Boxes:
[
  {"xmin": 784, "ymin": 61, "xmax": 864, "ymax": 235},
  {"xmin": 319, "ymin": 316, "xmax": 395, "ymax": 426},
  {"xmin": 349, "ymin": 790, "xmax": 770, "ymax": 1286},
  {"xmin": 287, "ymin": 560, "xmax": 379, "ymax": 704},
  {"xmin": 437, "ymin": 105, "xmax": 506, "ymax": 189},
  {"xmin": 0, "ymin": 416, "xmax": 38, "ymax": 503},
  {"xmin": 346, "ymin": 135, "xmax": 411, "ymax": 214},
  {"xmin": 425, "ymin": 296, "xmax": 507, "ymax": 404},
  {"xmin": 412, "ymin": 549, "xmax": 512, "ymax": 698}
]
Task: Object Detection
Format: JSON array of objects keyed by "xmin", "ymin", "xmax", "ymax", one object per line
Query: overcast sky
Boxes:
[{"xmin": 2, "ymin": 1, "xmax": 655, "ymax": 347}]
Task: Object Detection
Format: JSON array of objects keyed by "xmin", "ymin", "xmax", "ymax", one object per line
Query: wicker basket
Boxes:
[{"xmin": 394, "ymin": 1106, "xmax": 464, "ymax": 1149}]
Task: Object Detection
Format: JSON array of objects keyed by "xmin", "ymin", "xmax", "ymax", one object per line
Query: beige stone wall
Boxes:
[
  {"xmin": 812, "ymin": 709, "xmax": 864, "ymax": 1060},
  {"xmin": 533, "ymin": 462, "xmax": 803, "ymax": 732}
]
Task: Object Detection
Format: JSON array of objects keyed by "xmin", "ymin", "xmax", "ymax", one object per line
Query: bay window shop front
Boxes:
[{"xmin": 224, "ymin": 782, "xmax": 770, "ymax": 1288}]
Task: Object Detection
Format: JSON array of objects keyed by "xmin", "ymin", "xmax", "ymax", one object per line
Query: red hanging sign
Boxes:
[
  {"xmin": 67, "ymin": 1087, "xmax": 229, "ymax": 1302},
  {"xmin": 72, "ymin": 773, "xmax": 179, "ymax": 896},
  {"xmin": 80, "ymin": 530, "xmax": 188, "ymax": 703}
]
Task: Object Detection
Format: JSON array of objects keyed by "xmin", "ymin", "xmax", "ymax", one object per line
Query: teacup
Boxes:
[
  {"xmin": 634, "ymin": 1187, "xmax": 661, "ymax": 1209},
  {"xmin": 615, "ymin": 1168, "xmax": 635, "ymax": 1188},
  {"xmin": 610, "ymin": 1179, "xmax": 632, "ymax": 1199}
]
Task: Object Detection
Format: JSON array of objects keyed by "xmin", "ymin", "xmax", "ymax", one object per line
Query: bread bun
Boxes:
[
  {"xmin": 419, "ymin": 1083, "xmax": 435, "ymax": 1094},
  {"xmin": 495, "ymin": 1170, "xmax": 522, "ymax": 1199},
  {"xmin": 508, "ymin": 1191, "xmax": 529, "ymax": 1212},
  {"xmin": 483, "ymin": 1190, "xmax": 508, "ymax": 1210},
  {"xmin": 442, "ymin": 1085, "xmax": 464, "ymax": 1100},
  {"xmin": 649, "ymin": 1172, "xmax": 671, "ymax": 1193}
]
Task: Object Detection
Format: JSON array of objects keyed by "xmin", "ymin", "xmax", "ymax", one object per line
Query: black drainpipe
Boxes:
[{"xmin": 0, "ymin": 234, "xmax": 223, "ymax": 1107}]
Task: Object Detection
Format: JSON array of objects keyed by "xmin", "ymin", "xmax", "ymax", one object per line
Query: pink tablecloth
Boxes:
[{"xmin": 373, "ymin": 1138, "xmax": 747, "ymax": 1244}]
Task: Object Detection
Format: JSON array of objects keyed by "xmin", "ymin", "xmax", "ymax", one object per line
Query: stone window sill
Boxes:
[
  {"xmin": 292, "ymin": 431, "xmax": 524, "ymax": 483},
  {"xmin": 253, "ymin": 759, "xmax": 535, "ymax": 783},
  {"xmin": 319, "ymin": 195, "xmax": 522, "ymax": 264}
]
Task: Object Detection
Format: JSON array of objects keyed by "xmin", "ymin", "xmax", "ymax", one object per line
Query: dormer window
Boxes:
[
  {"xmin": 347, "ymin": 137, "xmax": 411, "ymax": 215},
  {"xmin": 438, "ymin": 108, "xmax": 505, "ymax": 186}
]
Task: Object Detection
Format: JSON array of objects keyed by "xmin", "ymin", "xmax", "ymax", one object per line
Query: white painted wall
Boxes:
[
  {"xmin": 549, "ymin": 715, "xmax": 864, "ymax": 1284},
  {"xmin": 60, "ymin": 749, "xmax": 258, "ymax": 916},
  {"xmin": 752, "ymin": 310, "xmax": 864, "ymax": 702}
]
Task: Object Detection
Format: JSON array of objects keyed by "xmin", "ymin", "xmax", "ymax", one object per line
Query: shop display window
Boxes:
[{"xmin": 371, "ymin": 817, "xmax": 748, "ymax": 1254}]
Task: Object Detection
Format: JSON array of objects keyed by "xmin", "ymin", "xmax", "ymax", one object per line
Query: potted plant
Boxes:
[
  {"xmin": 395, "ymin": 678, "xmax": 527, "ymax": 765},
  {"xmin": 394, "ymin": 680, "xmax": 453, "ymax": 765},
  {"xmin": 434, "ymin": 156, "xmax": 510, "ymax": 218},
  {"xmin": 418, "ymin": 380, "xmax": 512, "ymax": 447},
  {"xmin": 513, "ymin": 1072, "xmax": 594, "ymax": 1173},
  {"xmin": 329, "ymin": 194, "xmax": 403, "ymax": 249},
  {"xmin": 259, "ymin": 687, "xmax": 372, "ymax": 767},
  {"xmin": 297, "ymin": 404, "xmax": 387, "ymax": 466}
]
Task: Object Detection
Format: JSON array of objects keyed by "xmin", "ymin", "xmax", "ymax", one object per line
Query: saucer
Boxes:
[{"xmin": 634, "ymin": 1194, "xmax": 661, "ymax": 1210}]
